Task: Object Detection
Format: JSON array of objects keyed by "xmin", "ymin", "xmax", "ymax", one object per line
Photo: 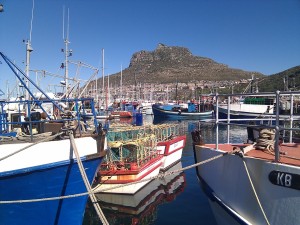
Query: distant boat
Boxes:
[
  {"xmin": 216, "ymin": 75, "xmax": 277, "ymax": 122},
  {"xmin": 111, "ymin": 110, "xmax": 133, "ymax": 118},
  {"xmin": 0, "ymin": 52, "xmax": 107, "ymax": 225},
  {"xmin": 152, "ymin": 102, "xmax": 214, "ymax": 119},
  {"xmin": 193, "ymin": 90, "xmax": 300, "ymax": 225},
  {"xmin": 110, "ymin": 101, "xmax": 139, "ymax": 118},
  {"xmin": 217, "ymin": 96, "xmax": 275, "ymax": 120}
]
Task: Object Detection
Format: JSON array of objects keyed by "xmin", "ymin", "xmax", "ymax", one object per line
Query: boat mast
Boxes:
[
  {"xmin": 63, "ymin": 7, "xmax": 71, "ymax": 97},
  {"xmin": 120, "ymin": 64, "xmax": 123, "ymax": 99},
  {"xmin": 106, "ymin": 74, "xmax": 109, "ymax": 110},
  {"xmin": 102, "ymin": 48, "xmax": 105, "ymax": 108},
  {"xmin": 25, "ymin": 0, "xmax": 34, "ymax": 101}
]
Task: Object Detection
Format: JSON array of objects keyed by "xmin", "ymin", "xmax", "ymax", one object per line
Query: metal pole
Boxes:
[
  {"xmin": 215, "ymin": 93, "xmax": 219, "ymax": 149},
  {"xmin": 227, "ymin": 96, "xmax": 231, "ymax": 143},
  {"xmin": 275, "ymin": 90, "xmax": 280, "ymax": 162},
  {"xmin": 289, "ymin": 94, "xmax": 294, "ymax": 143}
]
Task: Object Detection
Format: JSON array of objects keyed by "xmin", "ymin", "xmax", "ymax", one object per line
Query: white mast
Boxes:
[
  {"xmin": 63, "ymin": 7, "xmax": 71, "ymax": 97},
  {"xmin": 25, "ymin": 0, "xmax": 34, "ymax": 100},
  {"xmin": 107, "ymin": 74, "xmax": 110, "ymax": 109},
  {"xmin": 120, "ymin": 64, "xmax": 123, "ymax": 99},
  {"xmin": 101, "ymin": 48, "xmax": 105, "ymax": 108}
]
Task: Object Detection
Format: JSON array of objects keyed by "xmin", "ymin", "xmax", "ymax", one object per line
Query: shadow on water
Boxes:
[{"xmin": 84, "ymin": 115, "xmax": 249, "ymax": 225}]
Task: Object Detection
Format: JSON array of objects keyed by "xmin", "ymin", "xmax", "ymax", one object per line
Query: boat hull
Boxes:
[
  {"xmin": 0, "ymin": 158, "xmax": 101, "ymax": 225},
  {"xmin": 217, "ymin": 104, "xmax": 274, "ymax": 120},
  {"xmin": 194, "ymin": 145, "xmax": 300, "ymax": 225},
  {"xmin": 152, "ymin": 104, "xmax": 213, "ymax": 119},
  {"xmin": 0, "ymin": 137, "xmax": 103, "ymax": 225},
  {"xmin": 96, "ymin": 157, "xmax": 163, "ymax": 194},
  {"xmin": 111, "ymin": 111, "xmax": 132, "ymax": 118}
]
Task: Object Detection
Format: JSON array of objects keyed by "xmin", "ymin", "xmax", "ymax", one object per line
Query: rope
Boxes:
[
  {"xmin": 68, "ymin": 131, "xmax": 109, "ymax": 225},
  {"xmin": 255, "ymin": 129, "xmax": 275, "ymax": 151},
  {"xmin": 0, "ymin": 146, "xmax": 237, "ymax": 204},
  {"xmin": 0, "ymin": 132, "xmax": 64, "ymax": 162},
  {"xmin": 242, "ymin": 159, "xmax": 270, "ymax": 225}
]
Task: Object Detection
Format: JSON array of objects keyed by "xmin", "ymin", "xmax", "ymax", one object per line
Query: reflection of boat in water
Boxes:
[{"xmin": 90, "ymin": 162, "xmax": 185, "ymax": 225}]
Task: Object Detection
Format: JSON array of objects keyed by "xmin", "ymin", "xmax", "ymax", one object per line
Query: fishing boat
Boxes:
[
  {"xmin": 193, "ymin": 90, "xmax": 300, "ymax": 225},
  {"xmin": 94, "ymin": 133, "xmax": 163, "ymax": 194},
  {"xmin": 90, "ymin": 162, "xmax": 185, "ymax": 224},
  {"xmin": 217, "ymin": 96, "xmax": 275, "ymax": 120},
  {"xmin": 93, "ymin": 122, "xmax": 186, "ymax": 194},
  {"xmin": 152, "ymin": 101, "xmax": 214, "ymax": 120},
  {"xmin": 0, "ymin": 52, "xmax": 108, "ymax": 225},
  {"xmin": 110, "ymin": 100, "xmax": 139, "ymax": 118}
]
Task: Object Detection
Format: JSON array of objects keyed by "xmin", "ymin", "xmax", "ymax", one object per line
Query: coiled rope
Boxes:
[{"xmin": 255, "ymin": 129, "xmax": 275, "ymax": 151}]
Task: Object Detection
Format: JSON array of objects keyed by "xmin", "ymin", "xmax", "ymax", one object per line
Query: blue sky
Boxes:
[{"xmin": 0, "ymin": 0, "xmax": 300, "ymax": 95}]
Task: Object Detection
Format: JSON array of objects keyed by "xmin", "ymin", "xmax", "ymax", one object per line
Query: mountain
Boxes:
[
  {"xmin": 107, "ymin": 43, "xmax": 265, "ymax": 86},
  {"xmin": 257, "ymin": 66, "xmax": 300, "ymax": 92}
]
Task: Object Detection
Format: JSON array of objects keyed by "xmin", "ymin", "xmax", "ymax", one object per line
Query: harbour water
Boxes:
[{"xmin": 83, "ymin": 115, "xmax": 248, "ymax": 225}]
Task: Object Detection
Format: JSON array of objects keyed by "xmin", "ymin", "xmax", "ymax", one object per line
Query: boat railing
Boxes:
[
  {"xmin": 106, "ymin": 123, "xmax": 184, "ymax": 142},
  {"xmin": 206, "ymin": 90, "xmax": 300, "ymax": 163},
  {"xmin": 0, "ymin": 97, "xmax": 99, "ymax": 138}
]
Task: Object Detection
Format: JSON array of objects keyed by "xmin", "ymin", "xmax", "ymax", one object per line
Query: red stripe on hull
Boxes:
[
  {"xmin": 100, "ymin": 161, "xmax": 162, "ymax": 184},
  {"xmin": 157, "ymin": 135, "xmax": 186, "ymax": 155}
]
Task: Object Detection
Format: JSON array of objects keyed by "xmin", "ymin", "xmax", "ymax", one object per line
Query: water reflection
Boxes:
[{"xmin": 84, "ymin": 162, "xmax": 185, "ymax": 225}]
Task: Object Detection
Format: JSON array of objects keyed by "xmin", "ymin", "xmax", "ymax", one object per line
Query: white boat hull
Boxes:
[
  {"xmin": 0, "ymin": 136, "xmax": 100, "ymax": 172},
  {"xmin": 194, "ymin": 146, "xmax": 300, "ymax": 225}
]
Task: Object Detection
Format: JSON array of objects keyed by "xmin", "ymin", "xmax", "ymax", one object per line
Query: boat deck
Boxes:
[{"xmin": 199, "ymin": 143, "xmax": 300, "ymax": 167}]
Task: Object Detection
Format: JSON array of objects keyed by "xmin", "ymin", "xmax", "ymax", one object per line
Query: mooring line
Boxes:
[
  {"xmin": 242, "ymin": 159, "xmax": 270, "ymax": 225},
  {"xmin": 68, "ymin": 131, "xmax": 109, "ymax": 225},
  {"xmin": 93, "ymin": 148, "xmax": 238, "ymax": 193},
  {"xmin": 0, "ymin": 146, "xmax": 235, "ymax": 204}
]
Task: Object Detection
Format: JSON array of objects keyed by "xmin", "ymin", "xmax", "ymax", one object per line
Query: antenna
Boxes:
[
  {"xmin": 63, "ymin": 7, "xmax": 71, "ymax": 97},
  {"xmin": 25, "ymin": 0, "xmax": 35, "ymax": 100},
  {"xmin": 29, "ymin": 0, "xmax": 35, "ymax": 42},
  {"xmin": 67, "ymin": 8, "xmax": 70, "ymax": 40},
  {"xmin": 62, "ymin": 5, "xmax": 65, "ymax": 39}
]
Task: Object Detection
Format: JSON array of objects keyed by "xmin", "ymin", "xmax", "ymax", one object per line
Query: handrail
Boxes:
[
  {"xmin": 0, "ymin": 97, "xmax": 99, "ymax": 136},
  {"xmin": 209, "ymin": 90, "xmax": 300, "ymax": 163}
]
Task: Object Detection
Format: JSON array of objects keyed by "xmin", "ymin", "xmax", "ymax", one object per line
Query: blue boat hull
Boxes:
[
  {"xmin": 0, "ymin": 157, "xmax": 102, "ymax": 225},
  {"xmin": 152, "ymin": 104, "xmax": 213, "ymax": 120}
]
